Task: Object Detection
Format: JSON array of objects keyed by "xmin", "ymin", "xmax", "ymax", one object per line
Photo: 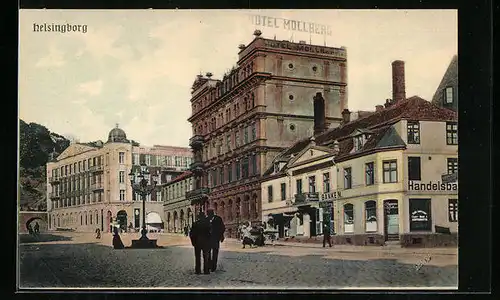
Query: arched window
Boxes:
[
  {"xmin": 343, "ymin": 203, "xmax": 354, "ymax": 233},
  {"xmin": 365, "ymin": 200, "xmax": 377, "ymax": 232},
  {"xmin": 90, "ymin": 214, "xmax": 93, "ymax": 225}
]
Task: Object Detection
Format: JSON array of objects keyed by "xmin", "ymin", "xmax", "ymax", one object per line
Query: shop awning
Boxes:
[{"xmin": 146, "ymin": 212, "xmax": 162, "ymax": 224}]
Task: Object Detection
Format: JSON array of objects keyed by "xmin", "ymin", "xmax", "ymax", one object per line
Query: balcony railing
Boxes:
[
  {"xmin": 189, "ymin": 135, "xmax": 205, "ymax": 148},
  {"xmin": 89, "ymin": 165, "xmax": 104, "ymax": 173},
  {"xmin": 49, "ymin": 176, "xmax": 60, "ymax": 184},
  {"xmin": 294, "ymin": 192, "xmax": 320, "ymax": 204}
]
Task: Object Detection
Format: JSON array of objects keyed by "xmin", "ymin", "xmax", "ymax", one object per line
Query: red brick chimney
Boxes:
[
  {"xmin": 313, "ymin": 92, "xmax": 327, "ymax": 135},
  {"xmin": 392, "ymin": 60, "xmax": 406, "ymax": 103},
  {"xmin": 341, "ymin": 108, "xmax": 351, "ymax": 124}
]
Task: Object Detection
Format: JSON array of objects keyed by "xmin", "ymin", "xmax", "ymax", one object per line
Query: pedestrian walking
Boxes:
[
  {"xmin": 241, "ymin": 222, "xmax": 254, "ymax": 248},
  {"xmin": 28, "ymin": 223, "xmax": 34, "ymax": 235},
  {"xmin": 323, "ymin": 223, "xmax": 332, "ymax": 247},
  {"xmin": 189, "ymin": 211, "xmax": 211, "ymax": 275},
  {"xmin": 184, "ymin": 225, "xmax": 189, "ymax": 236},
  {"xmin": 112, "ymin": 225, "xmax": 125, "ymax": 249},
  {"xmin": 207, "ymin": 209, "xmax": 225, "ymax": 272},
  {"xmin": 34, "ymin": 222, "xmax": 40, "ymax": 234},
  {"xmin": 95, "ymin": 228, "xmax": 101, "ymax": 239}
]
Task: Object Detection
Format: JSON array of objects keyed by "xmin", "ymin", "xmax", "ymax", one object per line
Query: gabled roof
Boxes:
[
  {"xmin": 431, "ymin": 55, "xmax": 458, "ymax": 106},
  {"xmin": 56, "ymin": 143, "xmax": 98, "ymax": 160},
  {"xmin": 263, "ymin": 141, "xmax": 337, "ymax": 177},
  {"xmin": 334, "ymin": 125, "xmax": 406, "ymax": 162}
]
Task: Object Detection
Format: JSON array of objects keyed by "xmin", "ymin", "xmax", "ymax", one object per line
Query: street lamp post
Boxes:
[{"xmin": 128, "ymin": 163, "xmax": 158, "ymax": 247}]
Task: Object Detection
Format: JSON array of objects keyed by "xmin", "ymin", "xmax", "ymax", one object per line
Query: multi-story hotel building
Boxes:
[
  {"xmin": 162, "ymin": 171, "xmax": 194, "ymax": 233},
  {"xmin": 46, "ymin": 125, "xmax": 192, "ymax": 233},
  {"xmin": 186, "ymin": 30, "xmax": 348, "ymax": 237},
  {"xmin": 261, "ymin": 61, "xmax": 458, "ymax": 247}
]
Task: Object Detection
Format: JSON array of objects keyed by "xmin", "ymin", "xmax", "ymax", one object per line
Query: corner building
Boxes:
[
  {"xmin": 261, "ymin": 61, "xmax": 459, "ymax": 247},
  {"xmin": 46, "ymin": 125, "xmax": 192, "ymax": 232},
  {"xmin": 187, "ymin": 31, "xmax": 348, "ymax": 237}
]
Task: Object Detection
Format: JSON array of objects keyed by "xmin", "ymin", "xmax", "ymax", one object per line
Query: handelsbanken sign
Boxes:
[{"xmin": 408, "ymin": 181, "xmax": 458, "ymax": 191}]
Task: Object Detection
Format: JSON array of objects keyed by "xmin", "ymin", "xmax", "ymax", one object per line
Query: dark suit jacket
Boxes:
[
  {"xmin": 210, "ymin": 215, "xmax": 225, "ymax": 242},
  {"xmin": 323, "ymin": 225, "xmax": 331, "ymax": 237},
  {"xmin": 190, "ymin": 218, "xmax": 211, "ymax": 248}
]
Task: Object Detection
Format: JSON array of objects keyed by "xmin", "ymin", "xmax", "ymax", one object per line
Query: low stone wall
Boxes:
[{"xmin": 400, "ymin": 233, "xmax": 458, "ymax": 248}]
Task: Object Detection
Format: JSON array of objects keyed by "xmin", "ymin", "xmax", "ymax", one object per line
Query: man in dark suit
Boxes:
[
  {"xmin": 323, "ymin": 223, "xmax": 332, "ymax": 247},
  {"xmin": 207, "ymin": 209, "xmax": 225, "ymax": 272},
  {"xmin": 189, "ymin": 211, "xmax": 212, "ymax": 274}
]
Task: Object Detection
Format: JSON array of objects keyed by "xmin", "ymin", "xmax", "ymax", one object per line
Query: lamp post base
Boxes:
[{"xmin": 130, "ymin": 239, "xmax": 159, "ymax": 249}]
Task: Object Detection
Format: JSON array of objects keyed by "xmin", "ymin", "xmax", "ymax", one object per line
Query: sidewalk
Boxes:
[{"xmin": 223, "ymin": 237, "xmax": 457, "ymax": 256}]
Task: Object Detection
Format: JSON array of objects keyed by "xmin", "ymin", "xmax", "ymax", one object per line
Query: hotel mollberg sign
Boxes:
[{"xmin": 250, "ymin": 14, "xmax": 333, "ymax": 36}]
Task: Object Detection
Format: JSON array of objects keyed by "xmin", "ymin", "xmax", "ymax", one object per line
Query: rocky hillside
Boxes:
[{"xmin": 19, "ymin": 120, "xmax": 70, "ymax": 211}]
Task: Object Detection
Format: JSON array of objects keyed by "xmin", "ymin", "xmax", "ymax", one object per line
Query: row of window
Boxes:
[
  {"xmin": 267, "ymin": 157, "xmax": 458, "ymax": 201},
  {"xmin": 51, "ymin": 155, "xmax": 105, "ymax": 178},
  {"xmin": 343, "ymin": 158, "xmax": 458, "ymax": 189},
  {"xmin": 407, "ymin": 121, "xmax": 458, "ymax": 145},
  {"xmin": 164, "ymin": 179, "xmax": 194, "ymax": 201},
  {"xmin": 131, "ymin": 153, "xmax": 192, "ymax": 168},
  {"xmin": 204, "ymin": 124, "xmax": 257, "ymax": 160},
  {"xmin": 51, "ymin": 174, "xmax": 103, "ymax": 193},
  {"xmin": 52, "ymin": 192, "xmax": 103, "ymax": 208},
  {"xmin": 341, "ymin": 198, "xmax": 458, "ymax": 234},
  {"xmin": 51, "ymin": 211, "xmax": 103, "ymax": 228},
  {"xmin": 268, "ymin": 172, "xmax": 332, "ymax": 202},
  {"xmin": 195, "ymin": 92, "xmax": 256, "ymax": 136},
  {"xmin": 207, "ymin": 154, "xmax": 259, "ymax": 187},
  {"xmin": 192, "ymin": 62, "xmax": 254, "ymax": 114}
]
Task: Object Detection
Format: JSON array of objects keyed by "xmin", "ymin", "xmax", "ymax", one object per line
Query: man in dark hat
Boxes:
[
  {"xmin": 189, "ymin": 211, "xmax": 211, "ymax": 274},
  {"xmin": 207, "ymin": 209, "xmax": 225, "ymax": 272}
]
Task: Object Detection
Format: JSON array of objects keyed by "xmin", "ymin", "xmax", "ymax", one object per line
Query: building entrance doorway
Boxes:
[
  {"xmin": 384, "ymin": 200, "xmax": 399, "ymax": 241},
  {"xmin": 117, "ymin": 210, "xmax": 128, "ymax": 231}
]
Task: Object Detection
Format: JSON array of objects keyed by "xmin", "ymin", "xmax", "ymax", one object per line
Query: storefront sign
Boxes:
[
  {"xmin": 408, "ymin": 181, "xmax": 458, "ymax": 191},
  {"xmin": 321, "ymin": 191, "xmax": 342, "ymax": 201},
  {"xmin": 250, "ymin": 14, "xmax": 332, "ymax": 36},
  {"xmin": 411, "ymin": 210, "xmax": 428, "ymax": 222}
]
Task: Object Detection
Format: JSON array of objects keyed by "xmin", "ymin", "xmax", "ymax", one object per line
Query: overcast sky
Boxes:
[{"xmin": 19, "ymin": 9, "xmax": 457, "ymax": 147}]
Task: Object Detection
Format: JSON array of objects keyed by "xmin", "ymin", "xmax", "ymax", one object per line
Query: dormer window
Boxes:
[
  {"xmin": 353, "ymin": 135, "xmax": 364, "ymax": 151},
  {"xmin": 444, "ymin": 86, "xmax": 454, "ymax": 104}
]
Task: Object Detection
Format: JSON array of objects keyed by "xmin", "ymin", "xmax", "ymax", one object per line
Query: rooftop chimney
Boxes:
[
  {"xmin": 384, "ymin": 99, "xmax": 392, "ymax": 108},
  {"xmin": 341, "ymin": 108, "xmax": 351, "ymax": 124},
  {"xmin": 309, "ymin": 136, "xmax": 316, "ymax": 146},
  {"xmin": 392, "ymin": 60, "xmax": 406, "ymax": 103},
  {"xmin": 375, "ymin": 105, "xmax": 384, "ymax": 112},
  {"xmin": 332, "ymin": 140, "xmax": 340, "ymax": 154},
  {"xmin": 313, "ymin": 92, "xmax": 327, "ymax": 135}
]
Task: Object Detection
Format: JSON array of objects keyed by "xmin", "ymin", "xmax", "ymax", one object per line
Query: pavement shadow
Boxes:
[{"xmin": 19, "ymin": 233, "xmax": 73, "ymax": 244}]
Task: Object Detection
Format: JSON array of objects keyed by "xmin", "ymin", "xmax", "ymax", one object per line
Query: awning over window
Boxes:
[{"xmin": 146, "ymin": 212, "xmax": 162, "ymax": 224}]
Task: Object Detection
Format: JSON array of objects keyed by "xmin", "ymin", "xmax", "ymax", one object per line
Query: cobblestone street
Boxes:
[{"xmin": 19, "ymin": 232, "xmax": 458, "ymax": 289}]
